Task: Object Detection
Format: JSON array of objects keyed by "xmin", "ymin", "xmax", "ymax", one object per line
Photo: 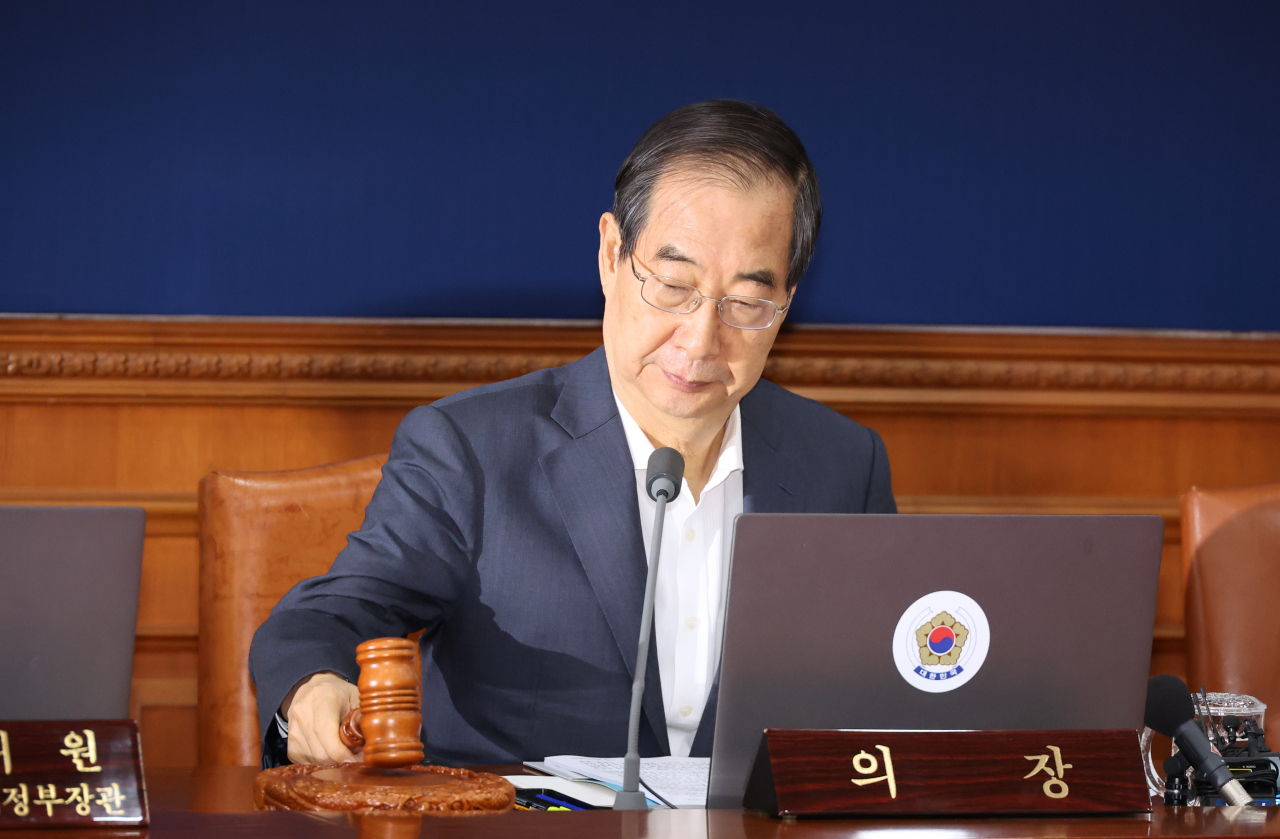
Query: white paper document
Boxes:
[{"xmin": 536, "ymin": 755, "xmax": 710, "ymax": 808}]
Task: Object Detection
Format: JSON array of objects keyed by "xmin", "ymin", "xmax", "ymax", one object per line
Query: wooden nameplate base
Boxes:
[
  {"xmin": 254, "ymin": 637, "xmax": 515, "ymax": 816},
  {"xmin": 743, "ymin": 729, "xmax": 1151, "ymax": 818},
  {"xmin": 0, "ymin": 720, "xmax": 147, "ymax": 828}
]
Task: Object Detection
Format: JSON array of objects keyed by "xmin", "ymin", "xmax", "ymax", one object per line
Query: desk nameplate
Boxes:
[
  {"xmin": 0, "ymin": 720, "xmax": 148, "ymax": 828},
  {"xmin": 743, "ymin": 728, "xmax": 1150, "ymax": 817}
]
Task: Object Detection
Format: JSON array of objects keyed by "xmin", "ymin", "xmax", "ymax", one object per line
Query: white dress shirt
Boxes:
[{"xmin": 612, "ymin": 392, "xmax": 744, "ymax": 757}]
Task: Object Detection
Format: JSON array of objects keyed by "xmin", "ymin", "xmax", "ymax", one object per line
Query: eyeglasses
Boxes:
[{"xmin": 630, "ymin": 256, "xmax": 790, "ymax": 330}]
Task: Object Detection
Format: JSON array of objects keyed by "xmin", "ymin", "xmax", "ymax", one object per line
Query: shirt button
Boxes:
[
  {"xmin": 685, "ymin": 528, "xmax": 696, "ymax": 542},
  {"xmin": 685, "ymin": 616, "xmax": 698, "ymax": 630},
  {"xmin": 679, "ymin": 705, "xmax": 693, "ymax": 717}
]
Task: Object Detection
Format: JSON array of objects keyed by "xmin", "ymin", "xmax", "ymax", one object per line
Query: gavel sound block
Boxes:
[{"xmin": 254, "ymin": 638, "xmax": 515, "ymax": 816}]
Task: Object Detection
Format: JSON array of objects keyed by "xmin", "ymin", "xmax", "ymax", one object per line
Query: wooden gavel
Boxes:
[
  {"xmin": 337, "ymin": 637, "xmax": 424, "ymax": 769},
  {"xmin": 255, "ymin": 634, "xmax": 516, "ymax": 817}
]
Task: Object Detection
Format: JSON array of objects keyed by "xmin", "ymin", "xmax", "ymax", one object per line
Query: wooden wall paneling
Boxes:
[
  {"xmin": 860, "ymin": 412, "xmax": 1280, "ymax": 498},
  {"xmin": 0, "ymin": 404, "xmax": 410, "ymax": 491},
  {"xmin": 132, "ymin": 631, "xmax": 199, "ymax": 769},
  {"xmin": 5, "ymin": 316, "xmax": 1280, "ymax": 765}
]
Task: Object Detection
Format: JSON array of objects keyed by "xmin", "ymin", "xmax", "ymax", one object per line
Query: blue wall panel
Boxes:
[{"xmin": 1, "ymin": 1, "xmax": 1277, "ymax": 329}]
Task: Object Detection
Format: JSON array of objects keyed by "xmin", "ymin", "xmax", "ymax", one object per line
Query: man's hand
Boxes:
[{"xmin": 282, "ymin": 671, "xmax": 361, "ymax": 765}]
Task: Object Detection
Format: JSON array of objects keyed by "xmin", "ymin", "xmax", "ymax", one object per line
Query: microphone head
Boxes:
[
  {"xmin": 1145, "ymin": 674, "xmax": 1196, "ymax": 737},
  {"xmin": 646, "ymin": 447, "xmax": 684, "ymax": 502},
  {"xmin": 1163, "ymin": 754, "xmax": 1189, "ymax": 776}
]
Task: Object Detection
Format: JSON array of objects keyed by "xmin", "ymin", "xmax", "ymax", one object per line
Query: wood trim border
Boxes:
[
  {"xmin": 10, "ymin": 347, "xmax": 1276, "ymax": 391},
  {"xmin": 129, "ymin": 677, "xmax": 198, "ymax": 723},
  {"xmin": 0, "ymin": 489, "xmax": 197, "ymax": 536},
  {"xmin": 5, "ymin": 318, "xmax": 1280, "ymax": 414}
]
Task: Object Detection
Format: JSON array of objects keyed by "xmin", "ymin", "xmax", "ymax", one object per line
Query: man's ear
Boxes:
[{"xmin": 598, "ymin": 212, "xmax": 622, "ymax": 296}]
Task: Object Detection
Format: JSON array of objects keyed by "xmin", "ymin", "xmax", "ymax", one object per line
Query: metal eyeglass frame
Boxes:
[{"xmin": 629, "ymin": 255, "xmax": 790, "ymax": 330}]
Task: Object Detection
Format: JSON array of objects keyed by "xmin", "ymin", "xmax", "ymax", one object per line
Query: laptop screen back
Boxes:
[
  {"xmin": 0, "ymin": 506, "xmax": 145, "ymax": 720},
  {"xmin": 708, "ymin": 513, "xmax": 1163, "ymax": 808}
]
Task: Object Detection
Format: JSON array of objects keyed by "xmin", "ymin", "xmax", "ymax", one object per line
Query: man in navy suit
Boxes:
[{"xmin": 250, "ymin": 100, "xmax": 895, "ymax": 768}]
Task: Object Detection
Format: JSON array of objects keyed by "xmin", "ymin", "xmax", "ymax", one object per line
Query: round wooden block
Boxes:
[{"xmin": 254, "ymin": 764, "xmax": 515, "ymax": 816}]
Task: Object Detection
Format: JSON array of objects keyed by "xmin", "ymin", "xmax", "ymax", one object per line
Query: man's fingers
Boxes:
[
  {"xmin": 315, "ymin": 723, "xmax": 360, "ymax": 764},
  {"xmin": 287, "ymin": 695, "xmax": 335, "ymax": 765},
  {"xmin": 287, "ymin": 725, "xmax": 319, "ymax": 766},
  {"xmin": 314, "ymin": 686, "xmax": 360, "ymax": 763},
  {"xmin": 291, "ymin": 718, "xmax": 354, "ymax": 765},
  {"xmin": 284, "ymin": 676, "xmax": 361, "ymax": 765}
]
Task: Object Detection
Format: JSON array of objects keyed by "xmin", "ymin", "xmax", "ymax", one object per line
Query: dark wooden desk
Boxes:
[{"xmin": 6, "ymin": 766, "xmax": 1280, "ymax": 838}]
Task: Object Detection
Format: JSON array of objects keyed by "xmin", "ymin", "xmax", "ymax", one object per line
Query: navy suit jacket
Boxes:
[{"xmin": 250, "ymin": 347, "xmax": 895, "ymax": 766}]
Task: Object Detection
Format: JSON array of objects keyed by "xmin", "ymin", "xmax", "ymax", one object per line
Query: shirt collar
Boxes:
[{"xmin": 611, "ymin": 391, "xmax": 744, "ymax": 488}]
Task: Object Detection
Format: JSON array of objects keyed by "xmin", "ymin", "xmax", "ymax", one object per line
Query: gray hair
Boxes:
[{"xmin": 613, "ymin": 100, "xmax": 822, "ymax": 292}]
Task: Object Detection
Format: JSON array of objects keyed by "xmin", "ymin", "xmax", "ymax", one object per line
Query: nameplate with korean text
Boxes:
[
  {"xmin": 0, "ymin": 721, "xmax": 147, "ymax": 828},
  {"xmin": 742, "ymin": 728, "xmax": 1150, "ymax": 817}
]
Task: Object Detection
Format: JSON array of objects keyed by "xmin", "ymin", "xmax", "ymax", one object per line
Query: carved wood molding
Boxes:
[
  {"xmin": 1, "ymin": 348, "xmax": 580, "ymax": 383},
  {"xmin": 765, "ymin": 356, "xmax": 1280, "ymax": 392},
  {"xmin": 6, "ymin": 347, "xmax": 1280, "ymax": 393},
  {"xmin": 4, "ymin": 318, "xmax": 1280, "ymax": 413}
]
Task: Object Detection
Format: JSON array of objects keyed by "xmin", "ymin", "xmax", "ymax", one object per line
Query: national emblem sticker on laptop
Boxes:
[{"xmin": 891, "ymin": 590, "xmax": 990, "ymax": 693}]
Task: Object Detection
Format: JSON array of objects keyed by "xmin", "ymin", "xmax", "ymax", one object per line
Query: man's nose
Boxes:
[{"xmin": 676, "ymin": 298, "xmax": 723, "ymax": 359}]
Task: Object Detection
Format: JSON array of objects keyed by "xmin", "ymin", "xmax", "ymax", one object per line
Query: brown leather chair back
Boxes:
[
  {"xmin": 197, "ymin": 454, "xmax": 387, "ymax": 767},
  {"xmin": 1181, "ymin": 483, "xmax": 1280, "ymax": 730}
]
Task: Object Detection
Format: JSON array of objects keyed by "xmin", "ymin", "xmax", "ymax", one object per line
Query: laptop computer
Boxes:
[
  {"xmin": 707, "ymin": 513, "xmax": 1164, "ymax": 808},
  {"xmin": 0, "ymin": 506, "xmax": 146, "ymax": 719}
]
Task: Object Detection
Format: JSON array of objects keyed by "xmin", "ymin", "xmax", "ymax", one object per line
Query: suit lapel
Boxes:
[
  {"xmin": 540, "ymin": 349, "xmax": 671, "ymax": 755},
  {"xmin": 693, "ymin": 383, "xmax": 796, "ymax": 755},
  {"xmin": 740, "ymin": 383, "xmax": 798, "ymax": 514}
]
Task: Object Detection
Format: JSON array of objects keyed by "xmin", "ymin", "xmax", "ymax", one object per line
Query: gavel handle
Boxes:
[{"xmin": 338, "ymin": 708, "xmax": 364, "ymax": 750}]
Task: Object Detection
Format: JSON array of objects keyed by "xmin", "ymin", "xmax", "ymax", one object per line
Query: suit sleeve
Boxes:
[
  {"xmin": 248, "ymin": 404, "xmax": 483, "ymax": 755},
  {"xmin": 863, "ymin": 427, "xmax": 897, "ymax": 514}
]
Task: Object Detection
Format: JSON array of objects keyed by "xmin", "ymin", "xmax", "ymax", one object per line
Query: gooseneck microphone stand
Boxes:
[{"xmin": 614, "ymin": 447, "xmax": 684, "ymax": 810}]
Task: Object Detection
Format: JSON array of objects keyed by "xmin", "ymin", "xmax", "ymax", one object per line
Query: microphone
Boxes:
[
  {"xmin": 646, "ymin": 447, "xmax": 683, "ymax": 504},
  {"xmin": 614, "ymin": 447, "xmax": 684, "ymax": 810},
  {"xmin": 1145, "ymin": 674, "xmax": 1252, "ymax": 806}
]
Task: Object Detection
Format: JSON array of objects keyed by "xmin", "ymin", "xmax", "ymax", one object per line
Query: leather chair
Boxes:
[
  {"xmin": 1181, "ymin": 483, "xmax": 1280, "ymax": 730},
  {"xmin": 197, "ymin": 454, "xmax": 387, "ymax": 767}
]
